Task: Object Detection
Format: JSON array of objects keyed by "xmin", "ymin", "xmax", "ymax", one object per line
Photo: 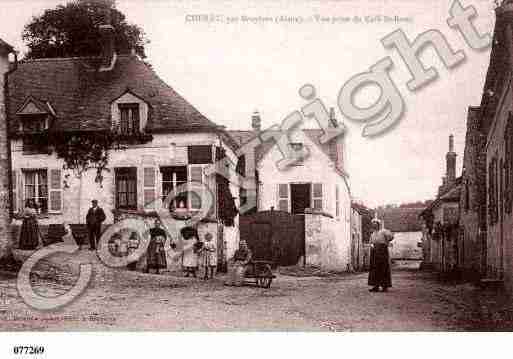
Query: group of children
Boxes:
[
  {"xmin": 141, "ymin": 219, "xmax": 219, "ymax": 279},
  {"xmin": 181, "ymin": 230, "xmax": 217, "ymax": 279}
]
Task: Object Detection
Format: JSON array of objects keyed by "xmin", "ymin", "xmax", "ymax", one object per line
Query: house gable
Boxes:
[{"xmin": 17, "ymin": 101, "xmax": 47, "ymax": 115}]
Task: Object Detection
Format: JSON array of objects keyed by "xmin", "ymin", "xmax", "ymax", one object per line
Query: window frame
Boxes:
[
  {"xmin": 118, "ymin": 103, "xmax": 140, "ymax": 136},
  {"xmin": 161, "ymin": 166, "xmax": 188, "ymax": 210},
  {"xmin": 115, "ymin": 167, "xmax": 138, "ymax": 210},
  {"xmin": 278, "ymin": 183, "xmax": 290, "ymax": 212},
  {"xmin": 312, "ymin": 183, "xmax": 323, "ymax": 211},
  {"xmin": 23, "ymin": 169, "xmax": 48, "ymax": 214}
]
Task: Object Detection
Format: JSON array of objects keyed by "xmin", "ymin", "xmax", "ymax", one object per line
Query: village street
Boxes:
[{"xmin": 0, "ymin": 260, "xmax": 510, "ymax": 331}]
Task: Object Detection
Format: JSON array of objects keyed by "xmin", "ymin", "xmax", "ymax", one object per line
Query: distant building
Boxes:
[
  {"xmin": 420, "ymin": 136, "xmax": 461, "ymax": 273},
  {"xmin": 376, "ymin": 206, "xmax": 424, "ymax": 260}
]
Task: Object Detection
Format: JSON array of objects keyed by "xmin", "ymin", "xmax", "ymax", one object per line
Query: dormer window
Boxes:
[
  {"xmin": 119, "ymin": 103, "xmax": 140, "ymax": 135},
  {"xmin": 111, "ymin": 91, "xmax": 149, "ymax": 137},
  {"xmin": 22, "ymin": 115, "xmax": 48, "ymax": 133},
  {"xmin": 16, "ymin": 97, "xmax": 53, "ymax": 133}
]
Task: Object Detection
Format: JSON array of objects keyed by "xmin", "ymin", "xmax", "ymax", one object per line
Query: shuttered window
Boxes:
[
  {"xmin": 24, "ymin": 169, "xmax": 48, "ymax": 214},
  {"xmin": 278, "ymin": 184, "xmax": 289, "ymax": 212},
  {"xmin": 143, "ymin": 167, "xmax": 156, "ymax": 209},
  {"xmin": 189, "ymin": 165, "xmax": 204, "ymax": 210},
  {"xmin": 116, "ymin": 167, "xmax": 137, "ymax": 210},
  {"xmin": 12, "ymin": 171, "xmax": 17, "ymax": 214},
  {"xmin": 489, "ymin": 156, "xmax": 499, "ymax": 225},
  {"xmin": 312, "ymin": 183, "xmax": 323, "ymax": 210},
  {"xmin": 119, "ymin": 104, "xmax": 140, "ymax": 135},
  {"xmin": 48, "ymin": 168, "xmax": 63, "ymax": 213},
  {"xmin": 505, "ymin": 112, "xmax": 513, "ymax": 214},
  {"xmin": 335, "ymin": 185, "xmax": 340, "ymax": 218},
  {"xmin": 161, "ymin": 166, "xmax": 187, "ymax": 210}
]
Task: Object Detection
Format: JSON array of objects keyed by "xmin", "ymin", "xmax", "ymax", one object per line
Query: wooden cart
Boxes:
[{"xmin": 244, "ymin": 260, "xmax": 276, "ymax": 288}]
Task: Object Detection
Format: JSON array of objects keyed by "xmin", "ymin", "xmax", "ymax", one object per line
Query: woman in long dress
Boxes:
[
  {"xmin": 225, "ymin": 240, "xmax": 252, "ymax": 286},
  {"xmin": 147, "ymin": 219, "xmax": 168, "ymax": 274},
  {"xmin": 368, "ymin": 219, "xmax": 394, "ymax": 292},
  {"xmin": 18, "ymin": 199, "xmax": 41, "ymax": 250}
]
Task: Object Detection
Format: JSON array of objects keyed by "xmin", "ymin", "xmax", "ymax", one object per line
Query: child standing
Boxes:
[
  {"xmin": 181, "ymin": 226, "xmax": 202, "ymax": 278},
  {"xmin": 202, "ymin": 232, "xmax": 217, "ymax": 280}
]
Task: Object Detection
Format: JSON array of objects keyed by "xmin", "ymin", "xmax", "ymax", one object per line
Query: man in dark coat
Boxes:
[
  {"xmin": 86, "ymin": 199, "xmax": 106, "ymax": 251},
  {"xmin": 368, "ymin": 219, "xmax": 394, "ymax": 292}
]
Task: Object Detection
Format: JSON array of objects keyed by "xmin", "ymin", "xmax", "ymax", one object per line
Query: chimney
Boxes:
[
  {"xmin": 98, "ymin": 1, "xmax": 117, "ymax": 71},
  {"xmin": 446, "ymin": 134, "xmax": 457, "ymax": 184},
  {"xmin": 251, "ymin": 110, "xmax": 261, "ymax": 132},
  {"xmin": 329, "ymin": 107, "xmax": 345, "ymax": 172}
]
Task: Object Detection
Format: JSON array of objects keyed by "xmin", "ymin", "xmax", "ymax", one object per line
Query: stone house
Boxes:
[
  {"xmin": 420, "ymin": 136, "xmax": 461, "ymax": 274},
  {"xmin": 6, "ymin": 18, "xmax": 241, "ymax": 269},
  {"xmin": 459, "ymin": 106, "xmax": 487, "ymax": 282},
  {"xmin": 481, "ymin": 0, "xmax": 513, "ymax": 291},
  {"xmin": 230, "ymin": 109, "xmax": 353, "ymax": 271}
]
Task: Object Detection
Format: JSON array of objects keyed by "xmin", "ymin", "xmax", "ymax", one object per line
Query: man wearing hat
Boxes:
[
  {"xmin": 368, "ymin": 218, "xmax": 394, "ymax": 292},
  {"xmin": 86, "ymin": 199, "xmax": 106, "ymax": 251}
]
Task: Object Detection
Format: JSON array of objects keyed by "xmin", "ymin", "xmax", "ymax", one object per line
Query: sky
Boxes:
[{"xmin": 0, "ymin": 0, "xmax": 497, "ymax": 208}]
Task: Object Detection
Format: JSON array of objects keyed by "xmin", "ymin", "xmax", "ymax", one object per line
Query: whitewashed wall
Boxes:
[{"xmin": 256, "ymin": 129, "xmax": 352, "ymax": 270}]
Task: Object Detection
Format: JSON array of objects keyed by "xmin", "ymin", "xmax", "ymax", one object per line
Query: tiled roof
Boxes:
[
  {"xmin": 7, "ymin": 55, "xmax": 221, "ymax": 133},
  {"xmin": 0, "ymin": 38, "xmax": 13, "ymax": 52},
  {"xmin": 376, "ymin": 207, "xmax": 425, "ymax": 233}
]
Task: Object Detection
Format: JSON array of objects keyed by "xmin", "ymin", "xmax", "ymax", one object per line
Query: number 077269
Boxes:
[{"xmin": 13, "ymin": 346, "xmax": 45, "ymax": 355}]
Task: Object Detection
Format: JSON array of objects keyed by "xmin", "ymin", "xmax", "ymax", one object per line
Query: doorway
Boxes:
[{"xmin": 290, "ymin": 183, "xmax": 311, "ymax": 214}]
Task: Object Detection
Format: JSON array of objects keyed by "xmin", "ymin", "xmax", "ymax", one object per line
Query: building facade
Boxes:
[
  {"xmin": 420, "ymin": 136, "xmax": 461, "ymax": 274},
  {"xmin": 459, "ymin": 106, "xmax": 487, "ymax": 282},
  {"xmin": 480, "ymin": 1, "xmax": 513, "ymax": 293},
  {"xmin": 0, "ymin": 39, "xmax": 13, "ymax": 259},
  {"xmin": 6, "ymin": 14, "xmax": 242, "ymax": 269},
  {"xmin": 230, "ymin": 109, "xmax": 353, "ymax": 270}
]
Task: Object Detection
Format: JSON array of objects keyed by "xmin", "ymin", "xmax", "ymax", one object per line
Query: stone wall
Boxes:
[{"xmin": 304, "ymin": 212, "xmax": 351, "ymax": 271}]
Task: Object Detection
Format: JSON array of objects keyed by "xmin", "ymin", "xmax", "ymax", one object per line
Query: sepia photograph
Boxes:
[{"xmin": 0, "ymin": 0, "xmax": 511, "ymax": 356}]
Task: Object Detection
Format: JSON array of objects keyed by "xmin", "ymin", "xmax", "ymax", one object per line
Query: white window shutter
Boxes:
[
  {"xmin": 188, "ymin": 165, "xmax": 204, "ymax": 210},
  {"xmin": 277, "ymin": 183, "xmax": 289, "ymax": 212},
  {"xmin": 143, "ymin": 167, "xmax": 156, "ymax": 209},
  {"xmin": 312, "ymin": 183, "xmax": 323, "ymax": 210},
  {"xmin": 18, "ymin": 170, "xmax": 24, "ymax": 211},
  {"xmin": 12, "ymin": 170, "xmax": 17, "ymax": 214},
  {"xmin": 48, "ymin": 168, "xmax": 63, "ymax": 213}
]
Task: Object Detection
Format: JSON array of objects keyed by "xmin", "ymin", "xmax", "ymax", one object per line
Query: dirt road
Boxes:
[{"xmin": 1, "ymin": 261, "xmax": 511, "ymax": 331}]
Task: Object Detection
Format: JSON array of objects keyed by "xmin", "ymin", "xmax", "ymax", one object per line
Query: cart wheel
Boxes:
[{"xmin": 260, "ymin": 265, "xmax": 273, "ymax": 288}]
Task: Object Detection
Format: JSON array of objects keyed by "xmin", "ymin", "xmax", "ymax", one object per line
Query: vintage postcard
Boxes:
[{"xmin": 0, "ymin": 0, "xmax": 511, "ymax": 354}]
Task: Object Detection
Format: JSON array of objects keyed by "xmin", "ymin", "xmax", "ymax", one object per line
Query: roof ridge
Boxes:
[{"xmin": 19, "ymin": 53, "xmax": 134, "ymax": 63}]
